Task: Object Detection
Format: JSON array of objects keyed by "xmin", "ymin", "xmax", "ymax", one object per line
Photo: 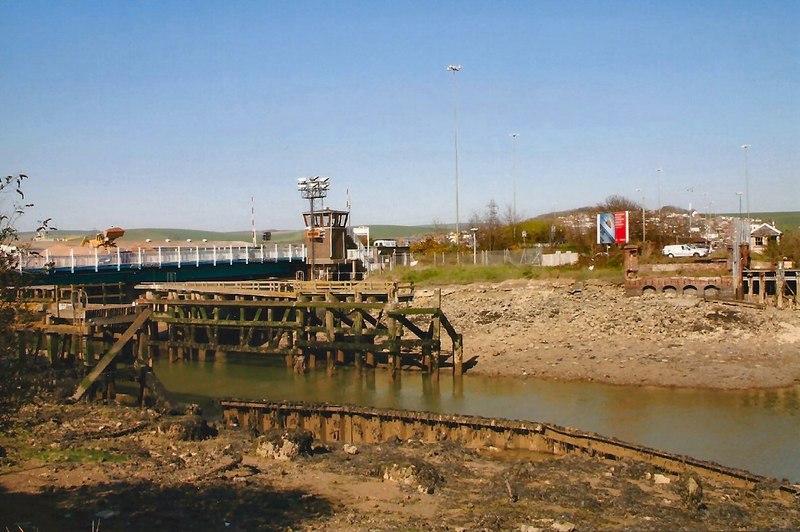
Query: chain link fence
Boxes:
[{"xmin": 369, "ymin": 248, "xmax": 580, "ymax": 271}]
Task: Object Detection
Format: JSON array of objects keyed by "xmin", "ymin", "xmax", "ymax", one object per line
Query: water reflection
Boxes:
[{"xmin": 153, "ymin": 355, "xmax": 799, "ymax": 482}]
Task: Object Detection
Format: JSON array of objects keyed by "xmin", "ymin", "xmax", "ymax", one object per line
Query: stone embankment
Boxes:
[{"xmin": 415, "ymin": 279, "xmax": 800, "ymax": 389}]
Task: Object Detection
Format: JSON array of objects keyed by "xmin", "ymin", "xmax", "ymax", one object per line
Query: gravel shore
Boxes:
[{"xmin": 415, "ymin": 279, "xmax": 800, "ymax": 389}]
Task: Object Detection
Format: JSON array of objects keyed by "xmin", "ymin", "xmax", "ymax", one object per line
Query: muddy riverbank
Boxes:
[
  {"xmin": 2, "ymin": 393, "xmax": 798, "ymax": 531},
  {"xmin": 415, "ymin": 280, "xmax": 800, "ymax": 389}
]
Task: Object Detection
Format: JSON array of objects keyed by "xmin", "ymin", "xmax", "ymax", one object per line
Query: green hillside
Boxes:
[
  {"xmin": 750, "ymin": 212, "xmax": 800, "ymax": 232},
  {"xmin": 21, "ymin": 224, "xmax": 442, "ymax": 244},
  {"xmin": 19, "ymin": 213, "xmax": 797, "ymax": 244}
]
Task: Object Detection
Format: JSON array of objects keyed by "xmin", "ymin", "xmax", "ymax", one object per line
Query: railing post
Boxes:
[
  {"xmin": 229, "ymin": 245, "xmax": 233, "ymax": 265},
  {"xmin": 94, "ymin": 248, "xmax": 99, "ymax": 272},
  {"xmin": 116, "ymin": 246, "xmax": 121, "ymax": 271},
  {"xmin": 138, "ymin": 247, "xmax": 143, "ymax": 269},
  {"xmin": 213, "ymin": 246, "xmax": 217, "ymax": 266},
  {"xmin": 158, "ymin": 247, "xmax": 162, "ymax": 268},
  {"xmin": 274, "ymin": 244, "xmax": 278, "ymax": 262},
  {"xmin": 260, "ymin": 244, "xmax": 264, "ymax": 263},
  {"xmin": 70, "ymin": 249, "xmax": 75, "ymax": 273},
  {"xmin": 177, "ymin": 246, "xmax": 182, "ymax": 268},
  {"xmin": 245, "ymin": 246, "xmax": 249, "ymax": 265},
  {"xmin": 196, "ymin": 246, "xmax": 200, "ymax": 267}
]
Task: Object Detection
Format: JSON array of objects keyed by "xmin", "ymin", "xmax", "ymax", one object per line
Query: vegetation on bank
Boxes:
[{"xmin": 372, "ymin": 263, "xmax": 625, "ymax": 285}]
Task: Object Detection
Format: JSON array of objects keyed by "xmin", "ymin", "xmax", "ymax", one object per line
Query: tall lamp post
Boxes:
[
  {"xmin": 297, "ymin": 176, "xmax": 330, "ymax": 280},
  {"xmin": 736, "ymin": 191, "xmax": 744, "ymax": 245},
  {"xmin": 470, "ymin": 227, "xmax": 478, "ymax": 265},
  {"xmin": 636, "ymin": 187, "xmax": 646, "ymax": 242},
  {"xmin": 741, "ymin": 144, "xmax": 751, "ymax": 233},
  {"xmin": 655, "ymin": 167, "xmax": 662, "ymax": 235},
  {"xmin": 510, "ymin": 132, "xmax": 519, "ymax": 241},
  {"xmin": 447, "ymin": 64, "xmax": 462, "ymax": 260}
]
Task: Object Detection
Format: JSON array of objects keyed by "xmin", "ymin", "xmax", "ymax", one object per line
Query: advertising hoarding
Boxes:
[{"xmin": 596, "ymin": 211, "xmax": 629, "ymax": 245}]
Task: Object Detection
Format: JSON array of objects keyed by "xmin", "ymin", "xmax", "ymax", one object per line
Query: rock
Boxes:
[
  {"xmin": 653, "ymin": 473, "xmax": 671, "ymax": 484},
  {"xmin": 343, "ymin": 443, "xmax": 359, "ymax": 455},
  {"xmin": 551, "ymin": 521, "xmax": 576, "ymax": 532},
  {"xmin": 382, "ymin": 462, "xmax": 441, "ymax": 494},
  {"xmin": 157, "ymin": 415, "xmax": 212, "ymax": 441},
  {"xmin": 256, "ymin": 430, "xmax": 313, "ymax": 461},
  {"xmin": 684, "ymin": 476, "xmax": 704, "ymax": 506}
]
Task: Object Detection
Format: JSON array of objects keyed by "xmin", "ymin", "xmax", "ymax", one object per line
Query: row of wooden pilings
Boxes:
[{"xmin": 140, "ymin": 285, "xmax": 464, "ymax": 378}]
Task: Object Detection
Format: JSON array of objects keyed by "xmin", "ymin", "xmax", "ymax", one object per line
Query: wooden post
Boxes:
[
  {"xmin": 47, "ymin": 333, "xmax": 58, "ymax": 364},
  {"xmin": 365, "ymin": 296, "xmax": 377, "ymax": 367},
  {"xmin": 325, "ymin": 295, "xmax": 335, "ymax": 372},
  {"xmin": 297, "ymin": 295, "xmax": 311, "ymax": 368},
  {"xmin": 353, "ymin": 293, "xmax": 363, "ymax": 370},
  {"xmin": 795, "ymin": 273, "xmax": 800, "ymax": 308},
  {"xmin": 453, "ymin": 334, "xmax": 464, "ymax": 375},
  {"xmin": 147, "ymin": 321, "xmax": 158, "ymax": 363},
  {"xmin": 168, "ymin": 324, "xmax": 176, "ymax": 362},
  {"xmin": 386, "ymin": 303, "xmax": 399, "ymax": 378}
]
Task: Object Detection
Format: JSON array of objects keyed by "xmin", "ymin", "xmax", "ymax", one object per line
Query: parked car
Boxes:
[{"xmin": 662, "ymin": 244, "xmax": 709, "ymax": 258}]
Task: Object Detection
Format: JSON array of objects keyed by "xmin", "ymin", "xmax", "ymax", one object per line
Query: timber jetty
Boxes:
[{"xmin": 17, "ymin": 280, "xmax": 463, "ymax": 402}]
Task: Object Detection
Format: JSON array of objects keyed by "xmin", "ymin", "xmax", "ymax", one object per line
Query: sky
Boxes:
[{"xmin": 1, "ymin": 1, "xmax": 798, "ymax": 232}]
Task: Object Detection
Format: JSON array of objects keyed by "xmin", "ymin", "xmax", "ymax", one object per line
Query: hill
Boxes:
[{"xmin": 18, "ymin": 224, "xmax": 443, "ymax": 245}]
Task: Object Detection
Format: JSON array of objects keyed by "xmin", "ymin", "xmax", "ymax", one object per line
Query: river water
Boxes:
[{"xmin": 153, "ymin": 356, "xmax": 800, "ymax": 482}]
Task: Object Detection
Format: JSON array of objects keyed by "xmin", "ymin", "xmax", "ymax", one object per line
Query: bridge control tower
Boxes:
[{"xmin": 302, "ymin": 208, "xmax": 362, "ymax": 280}]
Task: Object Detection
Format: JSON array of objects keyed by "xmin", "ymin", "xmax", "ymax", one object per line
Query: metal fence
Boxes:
[
  {"xmin": 20, "ymin": 244, "xmax": 307, "ymax": 273},
  {"xmin": 367, "ymin": 249, "xmax": 585, "ymax": 271}
]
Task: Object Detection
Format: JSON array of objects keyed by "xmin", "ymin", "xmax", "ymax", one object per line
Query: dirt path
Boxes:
[{"xmin": 415, "ymin": 279, "xmax": 800, "ymax": 389}]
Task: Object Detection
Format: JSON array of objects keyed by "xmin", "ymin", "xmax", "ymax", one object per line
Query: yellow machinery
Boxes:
[{"xmin": 80, "ymin": 226, "xmax": 125, "ymax": 248}]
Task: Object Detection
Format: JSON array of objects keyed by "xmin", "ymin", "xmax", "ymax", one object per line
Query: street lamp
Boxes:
[
  {"xmin": 656, "ymin": 167, "xmax": 662, "ymax": 233},
  {"xmin": 297, "ymin": 176, "xmax": 330, "ymax": 280},
  {"xmin": 741, "ymin": 144, "xmax": 751, "ymax": 232},
  {"xmin": 736, "ymin": 191, "xmax": 744, "ymax": 245},
  {"xmin": 510, "ymin": 132, "xmax": 519, "ymax": 241},
  {"xmin": 447, "ymin": 64, "xmax": 462, "ymax": 261},
  {"xmin": 470, "ymin": 227, "xmax": 478, "ymax": 265},
  {"xmin": 636, "ymin": 187, "xmax": 646, "ymax": 242}
]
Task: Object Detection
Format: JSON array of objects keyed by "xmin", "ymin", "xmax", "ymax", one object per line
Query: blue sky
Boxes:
[{"xmin": 1, "ymin": 1, "xmax": 798, "ymax": 231}]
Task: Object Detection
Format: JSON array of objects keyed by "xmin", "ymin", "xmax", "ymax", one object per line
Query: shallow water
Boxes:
[{"xmin": 153, "ymin": 355, "xmax": 800, "ymax": 482}]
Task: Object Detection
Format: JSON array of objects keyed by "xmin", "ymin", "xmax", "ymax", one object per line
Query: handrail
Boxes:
[{"xmin": 20, "ymin": 244, "xmax": 307, "ymax": 273}]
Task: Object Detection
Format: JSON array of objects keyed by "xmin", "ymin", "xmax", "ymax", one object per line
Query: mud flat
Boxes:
[
  {"xmin": 415, "ymin": 279, "xmax": 800, "ymax": 389},
  {"xmin": 2, "ymin": 398, "xmax": 799, "ymax": 531}
]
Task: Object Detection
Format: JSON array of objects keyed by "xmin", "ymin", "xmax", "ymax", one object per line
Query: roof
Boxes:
[{"xmin": 750, "ymin": 223, "xmax": 782, "ymax": 238}]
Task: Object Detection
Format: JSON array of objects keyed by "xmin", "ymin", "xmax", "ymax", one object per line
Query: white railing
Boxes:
[{"xmin": 20, "ymin": 244, "xmax": 307, "ymax": 272}]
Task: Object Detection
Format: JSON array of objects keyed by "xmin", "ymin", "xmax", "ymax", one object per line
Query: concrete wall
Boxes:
[{"xmin": 542, "ymin": 251, "xmax": 579, "ymax": 267}]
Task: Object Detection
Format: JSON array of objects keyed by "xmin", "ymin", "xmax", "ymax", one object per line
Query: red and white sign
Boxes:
[{"xmin": 614, "ymin": 211, "xmax": 629, "ymax": 244}]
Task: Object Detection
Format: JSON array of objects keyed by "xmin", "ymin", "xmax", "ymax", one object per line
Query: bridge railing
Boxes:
[{"xmin": 20, "ymin": 244, "xmax": 307, "ymax": 273}]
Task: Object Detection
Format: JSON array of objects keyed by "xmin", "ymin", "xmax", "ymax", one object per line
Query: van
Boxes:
[{"xmin": 662, "ymin": 244, "xmax": 708, "ymax": 258}]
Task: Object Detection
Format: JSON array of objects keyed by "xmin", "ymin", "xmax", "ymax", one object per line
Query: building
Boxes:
[{"xmin": 749, "ymin": 223, "xmax": 782, "ymax": 254}]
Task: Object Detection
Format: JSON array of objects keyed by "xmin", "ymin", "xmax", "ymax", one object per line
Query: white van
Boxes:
[{"xmin": 662, "ymin": 244, "xmax": 708, "ymax": 258}]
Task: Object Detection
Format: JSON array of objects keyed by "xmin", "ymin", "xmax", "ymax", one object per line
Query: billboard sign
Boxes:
[{"xmin": 596, "ymin": 211, "xmax": 629, "ymax": 245}]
